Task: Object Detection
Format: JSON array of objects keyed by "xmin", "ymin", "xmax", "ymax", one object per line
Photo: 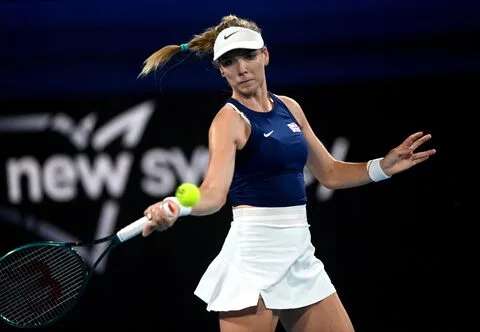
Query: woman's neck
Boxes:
[{"xmin": 232, "ymin": 88, "xmax": 273, "ymax": 113}]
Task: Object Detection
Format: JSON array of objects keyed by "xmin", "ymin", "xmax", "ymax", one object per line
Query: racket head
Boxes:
[{"xmin": 0, "ymin": 242, "xmax": 89, "ymax": 329}]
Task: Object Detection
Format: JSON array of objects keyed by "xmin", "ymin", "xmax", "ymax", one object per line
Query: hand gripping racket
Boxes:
[{"xmin": 0, "ymin": 204, "xmax": 174, "ymax": 329}]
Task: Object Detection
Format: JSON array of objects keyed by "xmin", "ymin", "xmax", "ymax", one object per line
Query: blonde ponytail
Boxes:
[{"xmin": 139, "ymin": 14, "xmax": 261, "ymax": 77}]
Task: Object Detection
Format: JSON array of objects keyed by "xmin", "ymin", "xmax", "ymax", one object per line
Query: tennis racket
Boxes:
[{"xmin": 0, "ymin": 203, "xmax": 174, "ymax": 329}]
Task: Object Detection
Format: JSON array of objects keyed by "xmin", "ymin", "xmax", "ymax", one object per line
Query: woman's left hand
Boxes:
[{"xmin": 381, "ymin": 131, "xmax": 436, "ymax": 176}]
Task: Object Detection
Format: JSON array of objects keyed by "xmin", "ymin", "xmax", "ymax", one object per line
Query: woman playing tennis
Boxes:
[{"xmin": 141, "ymin": 14, "xmax": 436, "ymax": 332}]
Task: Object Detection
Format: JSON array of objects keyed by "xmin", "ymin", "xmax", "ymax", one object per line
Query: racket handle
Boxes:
[
  {"xmin": 116, "ymin": 203, "xmax": 175, "ymax": 242},
  {"xmin": 116, "ymin": 216, "xmax": 149, "ymax": 242}
]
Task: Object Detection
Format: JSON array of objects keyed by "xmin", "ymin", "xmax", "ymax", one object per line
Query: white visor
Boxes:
[{"xmin": 213, "ymin": 27, "xmax": 264, "ymax": 61}]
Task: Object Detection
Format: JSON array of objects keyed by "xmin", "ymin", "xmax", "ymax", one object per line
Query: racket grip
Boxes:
[
  {"xmin": 116, "ymin": 203, "xmax": 174, "ymax": 242},
  {"xmin": 116, "ymin": 216, "xmax": 149, "ymax": 242}
]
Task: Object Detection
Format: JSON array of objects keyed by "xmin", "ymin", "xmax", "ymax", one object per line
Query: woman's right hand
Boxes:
[{"xmin": 142, "ymin": 200, "xmax": 180, "ymax": 237}]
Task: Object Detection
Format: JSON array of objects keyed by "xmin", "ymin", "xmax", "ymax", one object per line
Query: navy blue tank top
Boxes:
[{"xmin": 227, "ymin": 93, "xmax": 308, "ymax": 207}]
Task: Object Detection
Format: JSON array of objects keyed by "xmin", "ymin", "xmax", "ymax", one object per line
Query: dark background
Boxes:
[{"xmin": 0, "ymin": 1, "xmax": 474, "ymax": 331}]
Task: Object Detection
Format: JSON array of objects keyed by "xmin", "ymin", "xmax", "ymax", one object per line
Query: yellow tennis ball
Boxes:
[{"xmin": 175, "ymin": 183, "xmax": 201, "ymax": 207}]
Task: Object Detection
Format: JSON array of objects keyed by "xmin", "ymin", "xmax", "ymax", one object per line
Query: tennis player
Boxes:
[{"xmin": 141, "ymin": 14, "xmax": 436, "ymax": 332}]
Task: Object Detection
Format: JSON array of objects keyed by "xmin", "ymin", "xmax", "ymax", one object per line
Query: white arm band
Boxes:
[
  {"xmin": 367, "ymin": 158, "xmax": 391, "ymax": 182},
  {"xmin": 164, "ymin": 197, "xmax": 192, "ymax": 216}
]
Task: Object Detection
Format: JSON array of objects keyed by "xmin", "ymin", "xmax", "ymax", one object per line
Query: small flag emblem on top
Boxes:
[{"xmin": 287, "ymin": 122, "xmax": 301, "ymax": 133}]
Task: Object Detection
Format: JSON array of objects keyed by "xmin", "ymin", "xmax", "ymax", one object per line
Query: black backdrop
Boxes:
[{"xmin": 0, "ymin": 71, "xmax": 468, "ymax": 332}]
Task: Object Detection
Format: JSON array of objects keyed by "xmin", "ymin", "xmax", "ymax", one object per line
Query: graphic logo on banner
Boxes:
[
  {"xmin": 0, "ymin": 100, "xmax": 209, "ymax": 272},
  {"xmin": 0, "ymin": 100, "xmax": 348, "ymax": 272}
]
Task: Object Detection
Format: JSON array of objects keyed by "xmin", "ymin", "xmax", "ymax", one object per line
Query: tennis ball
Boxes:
[{"xmin": 175, "ymin": 183, "xmax": 201, "ymax": 207}]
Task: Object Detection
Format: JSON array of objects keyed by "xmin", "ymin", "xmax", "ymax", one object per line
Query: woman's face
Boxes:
[{"xmin": 218, "ymin": 48, "xmax": 269, "ymax": 97}]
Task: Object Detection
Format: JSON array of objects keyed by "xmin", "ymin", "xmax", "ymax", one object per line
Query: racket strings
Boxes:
[
  {"xmin": 2, "ymin": 257, "xmax": 83, "ymax": 324},
  {"xmin": 0, "ymin": 246, "xmax": 81, "ymax": 302},
  {"xmin": 0, "ymin": 245, "xmax": 86, "ymax": 327},
  {"xmin": 0, "ymin": 246, "xmax": 83, "ymax": 322},
  {"xmin": 0, "ymin": 246, "xmax": 83, "ymax": 325}
]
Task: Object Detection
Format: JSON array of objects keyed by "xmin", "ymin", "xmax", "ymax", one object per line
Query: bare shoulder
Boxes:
[
  {"xmin": 211, "ymin": 104, "xmax": 243, "ymax": 129},
  {"xmin": 275, "ymin": 95, "xmax": 307, "ymax": 126},
  {"xmin": 209, "ymin": 103, "xmax": 246, "ymax": 144},
  {"xmin": 276, "ymin": 95, "xmax": 301, "ymax": 108}
]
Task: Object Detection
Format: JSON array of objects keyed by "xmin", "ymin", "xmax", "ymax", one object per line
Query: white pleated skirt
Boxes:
[{"xmin": 194, "ymin": 205, "xmax": 336, "ymax": 312}]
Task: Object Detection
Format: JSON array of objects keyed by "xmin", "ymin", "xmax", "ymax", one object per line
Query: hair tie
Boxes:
[{"xmin": 180, "ymin": 43, "xmax": 189, "ymax": 52}]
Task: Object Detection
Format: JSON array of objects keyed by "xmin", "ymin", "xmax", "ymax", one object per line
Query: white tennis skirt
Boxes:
[{"xmin": 194, "ymin": 205, "xmax": 336, "ymax": 312}]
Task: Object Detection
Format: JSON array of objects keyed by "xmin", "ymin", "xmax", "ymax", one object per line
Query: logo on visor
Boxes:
[{"xmin": 224, "ymin": 31, "xmax": 239, "ymax": 39}]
